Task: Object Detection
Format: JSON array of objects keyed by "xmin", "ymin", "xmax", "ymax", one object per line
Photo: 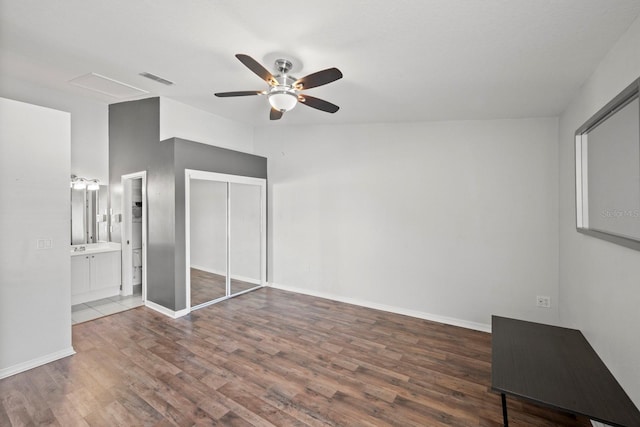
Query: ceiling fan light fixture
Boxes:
[{"xmin": 268, "ymin": 89, "xmax": 297, "ymax": 112}]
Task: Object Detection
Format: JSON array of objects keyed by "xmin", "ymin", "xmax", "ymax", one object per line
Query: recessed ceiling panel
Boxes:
[{"xmin": 69, "ymin": 73, "xmax": 148, "ymax": 99}]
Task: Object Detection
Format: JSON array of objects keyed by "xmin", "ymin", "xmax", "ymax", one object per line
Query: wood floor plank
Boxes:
[{"xmin": 0, "ymin": 288, "xmax": 593, "ymax": 426}]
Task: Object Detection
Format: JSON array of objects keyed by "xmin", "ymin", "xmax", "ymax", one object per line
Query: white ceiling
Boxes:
[{"xmin": 1, "ymin": 0, "xmax": 639, "ymax": 126}]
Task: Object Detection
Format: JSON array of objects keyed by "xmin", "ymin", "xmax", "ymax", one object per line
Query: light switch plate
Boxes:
[{"xmin": 36, "ymin": 238, "xmax": 52, "ymax": 249}]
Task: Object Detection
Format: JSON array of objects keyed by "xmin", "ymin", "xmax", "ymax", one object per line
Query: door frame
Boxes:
[
  {"xmin": 121, "ymin": 171, "xmax": 148, "ymax": 301},
  {"xmin": 185, "ymin": 169, "xmax": 267, "ymax": 311}
]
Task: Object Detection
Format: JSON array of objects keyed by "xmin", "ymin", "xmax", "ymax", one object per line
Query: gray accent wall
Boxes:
[
  {"xmin": 109, "ymin": 98, "xmax": 266, "ymax": 312},
  {"xmin": 109, "ymin": 97, "xmax": 177, "ymax": 309}
]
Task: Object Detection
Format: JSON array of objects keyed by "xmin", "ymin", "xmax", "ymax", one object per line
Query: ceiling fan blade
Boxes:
[
  {"xmin": 298, "ymin": 95, "xmax": 340, "ymax": 113},
  {"xmin": 294, "ymin": 68, "xmax": 342, "ymax": 90},
  {"xmin": 214, "ymin": 90, "xmax": 264, "ymax": 97},
  {"xmin": 236, "ymin": 54, "xmax": 277, "ymax": 86},
  {"xmin": 270, "ymin": 108, "xmax": 283, "ymax": 120}
]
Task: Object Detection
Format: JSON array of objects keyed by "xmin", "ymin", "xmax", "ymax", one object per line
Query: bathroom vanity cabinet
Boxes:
[{"xmin": 71, "ymin": 243, "xmax": 122, "ymax": 305}]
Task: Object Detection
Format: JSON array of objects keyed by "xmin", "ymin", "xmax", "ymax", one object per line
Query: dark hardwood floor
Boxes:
[
  {"xmin": 0, "ymin": 288, "xmax": 590, "ymax": 426},
  {"xmin": 190, "ymin": 268, "xmax": 258, "ymax": 307}
]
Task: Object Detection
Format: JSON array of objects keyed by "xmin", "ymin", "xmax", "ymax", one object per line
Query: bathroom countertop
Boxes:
[{"xmin": 70, "ymin": 242, "xmax": 121, "ymax": 256}]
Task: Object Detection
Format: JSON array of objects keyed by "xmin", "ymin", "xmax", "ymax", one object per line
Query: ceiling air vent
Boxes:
[{"xmin": 139, "ymin": 72, "xmax": 174, "ymax": 86}]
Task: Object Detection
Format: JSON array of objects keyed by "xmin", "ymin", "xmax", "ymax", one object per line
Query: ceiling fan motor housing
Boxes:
[
  {"xmin": 270, "ymin": 62, "xmax": 298, "ymax": 112},
  {"xmin": 274, "ymin": 58, "xmax": 293, "ymax": 74}
]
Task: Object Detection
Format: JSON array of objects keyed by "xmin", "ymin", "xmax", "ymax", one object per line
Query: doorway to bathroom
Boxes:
[
  {"xmin": 70, "ymin": 172, "xmax": 147, "ymax": 324},
  {"xmin": 121, "ymin": 171, "xmax": 147, "ymax": 302},
  {"xmin": 185, "ymin": 170, "xmax": 266, "ymax": 311}
]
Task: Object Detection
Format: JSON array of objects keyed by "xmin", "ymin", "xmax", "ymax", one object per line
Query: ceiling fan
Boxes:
[{"xmin": 215, "ymin": 54, "xmax": 343, "ymax": 120}]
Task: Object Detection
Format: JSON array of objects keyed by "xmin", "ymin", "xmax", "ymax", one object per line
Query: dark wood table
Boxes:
[{"xmin": 491, "ymin": 315, "xmax": 640, "ymax": 427}]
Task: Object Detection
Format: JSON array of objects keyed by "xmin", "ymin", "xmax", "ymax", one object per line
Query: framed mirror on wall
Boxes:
[
  {"xmin": 575, "ymin": 77, "xmax": 640, "ymax": 250},
  {"xmin": 185, "ymin": 170, "xmax": 266, "ymax": 310}
]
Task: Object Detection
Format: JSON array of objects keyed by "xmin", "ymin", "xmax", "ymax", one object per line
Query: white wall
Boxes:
[
  {"xmin": 160, "ymin": 97, "xmax": 254, "ymax": 153},
  {"xmin": 255, "ymin": 118, "xmax": 559, "ymax": 330},
  {"xmin": 559, "ymin": 15, "xmax": 640, "ymax": 405},
  {"xmin": 0, "ymin": 76, "xmax": 108, "ymax": 182},
  {"xmin": 0, "ymin": 97, "xmax": 74, "ymax": 378}
]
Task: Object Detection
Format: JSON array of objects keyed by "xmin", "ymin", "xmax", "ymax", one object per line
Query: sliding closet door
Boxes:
[
  {"xmin": 189, "ymin": 179, "xmax": 228, "ymax": 307},
  {"xmin": 186, "ymin": 170, "xmax": 266, "ymax": 311},
  {"xmin": 229, "ymin": 182, "xmax": 262, "ymax": 296}
]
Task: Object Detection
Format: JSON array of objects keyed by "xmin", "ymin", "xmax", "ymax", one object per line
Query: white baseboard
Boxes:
[
  {"xmin": 145, "ymin": 300, "xmax": 190, "ymax": 319},
  {"xmin": 72, "ymin": 286, "xmax": 120, "ymax": 305},
  {"xmin": 0, "ymin": 347, "xmax": 76, "ymax": 380},
  {"xmin": 268, "ymin": 283, "xmax": 491, "ymax": 333},
  {"xmin": 190, "ymin": 264, "xmax": 261, "ymax": 286},
  {"xmin": 591, "ymin": 421, "xmax": 613, "ymax": 427}
]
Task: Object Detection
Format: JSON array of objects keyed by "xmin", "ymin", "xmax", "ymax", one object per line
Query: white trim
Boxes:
[
  {"xmin": 0, "ymin": 347, "xmax": 76, "ymax": 380},
  {"xmin": 145, "ymin": 300, "xmax": 189, "ymax": 319},
  {"xmin": 268, "ymin": 282, "xmax": 491, "ymax": 333},
  {"xmin": 187, "ymin": 170, "xmax": 265, "ymax": 186},
  {"xmin": 185, "ymin": 173, "xmax": 192, "ymax": 309},
  {"xmin": 591, "ymin": 421, "xmax": 612, "ymax": 427},
  {"xmin": 259, "ymin": 181, "xmax": 267, "ymax": 288},
  {"xmin": 226, "ymin": 181, "xmax": 231, "ymax": 296}
]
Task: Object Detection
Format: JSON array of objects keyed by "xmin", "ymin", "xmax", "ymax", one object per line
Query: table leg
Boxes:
[{"xmin": 501, "ymin": 393, "xmax": 508, "ymax": 427}]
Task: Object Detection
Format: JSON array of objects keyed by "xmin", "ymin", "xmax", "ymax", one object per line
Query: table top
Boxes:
[{"xmin": 491, "ymin": 316, "xmax": 640, "ymax": 427}]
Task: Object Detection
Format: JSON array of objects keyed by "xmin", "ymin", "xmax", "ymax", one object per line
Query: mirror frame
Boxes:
[{"xmin": 575, "ymin": 77, "xmax": 640, "ymax": 251}]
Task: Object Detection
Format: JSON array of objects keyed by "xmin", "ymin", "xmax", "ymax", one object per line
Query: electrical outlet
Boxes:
[{"xmin": 536, "ymin": 295, "xmax": 551, "ymax": 308}]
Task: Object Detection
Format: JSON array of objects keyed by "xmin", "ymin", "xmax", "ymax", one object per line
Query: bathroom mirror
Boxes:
[{"xmin": 71, "ymin": 184, "xmax": 109, "ymax": 244}]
